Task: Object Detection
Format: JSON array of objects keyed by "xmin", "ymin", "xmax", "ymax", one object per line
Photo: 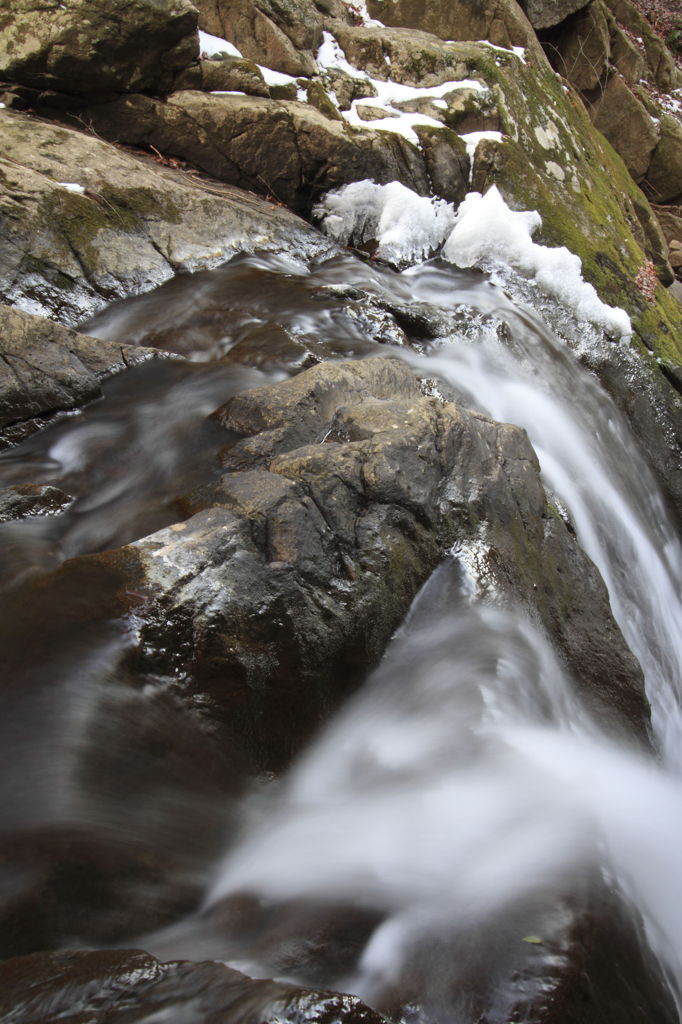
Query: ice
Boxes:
[
  {"xmin": 442, "ymin": 187, "xmax": 632, "ymax": 338},
  {"xmin": 314, "ymin": 180, "xmax": 456, "ymax": 264},
  {"xmin": 198, "ymin": 29, "xmax": 242, "ymax": 59}
]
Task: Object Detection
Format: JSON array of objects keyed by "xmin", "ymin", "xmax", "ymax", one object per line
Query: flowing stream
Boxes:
[{"xmin": 1, "ymin": 251, "xmax": 681, "ymax": 1022}]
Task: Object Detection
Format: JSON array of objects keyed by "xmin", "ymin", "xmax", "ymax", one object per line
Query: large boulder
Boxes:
[
  {"xmin": 543, "ymin": 0, "xmax": 611, "ymax": 91},
  {"xmin": 365, "ymin": 0, "xmax": 543, "ymax": 56},
  {"xmin": 0, "ymin": 108, "xmax": 328, "ymax": 326},
  {"xmin": 77, "ymin": 91, "xmax": 430, "ymax": 212},
  {"xmin": 0, "ymin": 0, "xmax": 199, "ymax": 99},
  {"xmin": 0, "ymin": 949, "xmax": 389, "ymax": 1023},
  {"xmin": 520, "ymin": 0, "xmax": 591, "ymax": 28},
  {"xmin": 590, "ymin": 73, "xmax": 660, "ymax": 182},
  {"xmin": 0, "ymin": 306, "xmax": 164, "ymax": 448},
  {"xmin": 192, "ymin": 0, "xmax": 323, "ymax": 76},
  {"xmin": 645, "ymin": 114, "xmax": 682, "ymax": 204}
]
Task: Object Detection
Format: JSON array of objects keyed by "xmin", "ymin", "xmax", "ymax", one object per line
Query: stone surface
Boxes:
[
  {"xmin": 0, "ymin": 0, "xmax": 199, "ymax": 99},
  {"xmin": 0, "ymin": 305, "xmax": 164, "ymax": 447},
  {"xmin": 645, "ymin": 114, "xmax": 682, "ymax": 204},
  {"xmin": 607, "ymin": 0, "xmax": 680, "ymax": 91},
  {"xmin": 79, "ymin": 90, "xmax": 430, "ymax": 212},
  {"xmin": 192, "ymin": 0, "xmax": 322, "ymax": 75},
  {"xmin": 520, "ymin": 0, "xmax": 591, "ymax": 28},
  {"xmin": 543, "ymin": 0, "xmax": 611, "ymax": 91},
  {"xmin": 365, "ymin": 0, "xmax": 542, "ymax": 55},
  {"xmin": 590, "ymin": 73, "xmax": 660, "ymax": 182},
  {"xmin": 0, "ymin": 948, "xmax": 389, "ymax": 1023},
  {"xmin": 0, "ymin": 108, "xmax": 328, "ymax": 326},
  {"xmin": 176, "ymin": 55, "xmax": 271, "ymax": 96}
]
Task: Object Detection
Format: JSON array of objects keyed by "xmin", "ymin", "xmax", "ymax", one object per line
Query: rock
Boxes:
[
  {"xmin": 608, "ymin": 18, "xmax": 647, "ymax": 85},
  {"xmin": 654, "ymin": 205, "xmax": 682, "ymax": 246},
  {"xmin": 0, "ymin": 0, "xmax": 199, "ymax": 100},
  {"xmin": 0, "ymin": 484, "xmax": 72, "ymax": 522},
  {"xmin": 320, "ymin": 67, "xmax": 377, "ymax": 109},
  {"xmin": 176, "ymin": 56, "xmax": 271, "ymax": 96},
  {"xmin": 414, "ymin": 126, "xmax": 471, "ymax": 205},
  {"xmin": 79, "ymin": 91, "xmax": 429, "ymax": 212},
  {"xmin": 303, "ymin": 79, "xmax": 344, "ymax": 120},
  {"xmin": 0, "ymin": 108, "xmax": 328, "ymax": 326},
  {"xmin": 669, "ymin": 240, "xmax": 682, "ymax": 270},
  {"xmin": 191, "ymin": 0, "xmax": 322, "ymax": 76},
  {"xmin": 365, "ymin": 0, "xmax": 541, "ymax": 54},
  {"xmin": 607, "ymin": 0, "xmax": 680, "ymax": 91},
  {"xmin": 520, "ymin": 0, "xmax": 591, "ymax": 29},
  {"xmin": 0, "ymin": 948, "xmax": 389, "ymax": 1023},
  {"xmin": 589, "ymin": 74, "xmax": 659, "ymax": 182},
  {"xmin": 0, "ymin": 306, "xmax": 165, "ymax": 448},
  {"xmin": 645, "ymin": 114, "xmax": 682, "ymax": 204}
]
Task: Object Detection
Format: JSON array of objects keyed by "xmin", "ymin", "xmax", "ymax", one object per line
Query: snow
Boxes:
[
  {"xmin": 461, "ymin": 130, "xmax": 503, "ymax": 162},
  {"xmin": 315, "ymin": 179, "xmax": 631, "ymax": 338},
  {"xmin": 342, "ymin": 0, "xmax": 383, "ymax": 26},
  {"xmin": 0, "ymin": 103, "xmax": 5, "ymax": 109},
  {"xmin": 257, "ymin": 65, "xmax": 299, "ymax": 87},
  {"xmin": 476, "ymin": 40, "xmax": 527, "ymax": 63},
  {"xmin": 442, "ymin": 187, "xmax": 632, "ymax": 339},
  {"xmin": 198, "ymin": 29, "xmax": 242, "ymax": 59},
  {"xmin": 316, "ymin": 31, "xmax": 490, "ymax": 146},
  {"xmin": 314, "ymin": 180, "xmax": 456, "ymax": 264},
  {"xmin": 57, "ymin": 182, "xmax": 86, "ymax": 193}
]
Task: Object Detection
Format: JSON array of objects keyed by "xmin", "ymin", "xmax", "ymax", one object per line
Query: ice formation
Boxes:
[
  {"xmin": 315, "ymin": 180, "xmax": 632, "ymax": 338},
  {"xmin": 314, "ymin": 181, "xmax": 456, "ymax": 264}
]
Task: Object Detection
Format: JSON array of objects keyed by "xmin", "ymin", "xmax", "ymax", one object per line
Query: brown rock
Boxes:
[
  {"xmin": 607, "ymin": 0, "xmax": 680, "ymax": 90},
  {"xmin": 175, "ymin": 55, "xmax": 270, "ymax": 96},
  {"xmin": 545, "ymin": 0, "xmax": 611, "ymax": 91},
  {"xmin": 365, "ymin": 0, "xmax": 541, "ymax": 54},
  {"xmin": 520, "ymin": 0, "xmax": 591, "ymax": 28},
  {"xmin": 191, "ymin": 0, "xmax": 322, "ymax": 76},
  {"xmin": 0, "ymin": 0, "xmax": 199, "ymax": 99},
  {"xmin": 645, "ymin": 114, "xmax": 682, "ymax": 204},
  {"xmin": 81, "ymin": 90, "xmax": 430, "ymax": 211},
  {"xmin": 590, "ymin": 73, "xmax": 659, "ymax": 182}
]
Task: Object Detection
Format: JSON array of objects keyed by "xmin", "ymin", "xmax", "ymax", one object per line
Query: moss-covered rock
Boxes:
[{"xmin": 0, "ymin": 108, "xmax": 328, "ymax": 325}]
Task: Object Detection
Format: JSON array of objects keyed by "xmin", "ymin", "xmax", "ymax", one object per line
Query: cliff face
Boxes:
[{"xmin": 0, "ymin": 2, "xmax": 680, "ymax": 1022}]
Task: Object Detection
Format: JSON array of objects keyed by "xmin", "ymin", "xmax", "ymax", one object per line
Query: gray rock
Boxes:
[
  {"xmin": 520, "ymin": 0, "xmax": 591, "ymax": 28},
  {"xmin": 0, "ymin": 948, "xmax": 389, "ymax": 1024},
  {"xmin": 0, "ymin": 305, "xmax": 163, "ymax": 447},
  {"xmin": 80, "ymin": 90, "xmax": 430, "ymax": 212},
  {"xmin": 0, "ymin": 0, "xmax": 199, "ymax": 99},
  {"xmin": 0, "ymin": 108, "xmax": 328, "ymax": 326},
  {"xmin": 590, "ymin": 73, "xmax": 660, "ymax": 183}
]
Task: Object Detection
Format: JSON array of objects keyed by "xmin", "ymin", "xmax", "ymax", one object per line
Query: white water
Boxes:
[{"xmin": 200, "ymin": 259, "xmax": 682, "ymax": 1018}]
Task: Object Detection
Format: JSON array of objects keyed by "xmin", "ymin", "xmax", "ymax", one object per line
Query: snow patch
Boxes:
[
  {"xmin": 314, "ymin": 180, "xmax": 456, "ymax": 265},
  {"xmin": 442, "ymin": 187, "xmax": 631, "ymax": 339},
  {"xmin": 317, "ymin": 31, "xmax": 367, "ymax": 79},
  {"xmin": 198, "ymin": 30, "xmax": 242, "ymax": 59},
  {"xmin": 342, "ymin": 0, "xmax": 383, "ymax": 26},
  {"xmin": 58, "ymin": 182, "xmax": 86, "ymax": 193},
  {"xmin": 257, "ymin": 65, "xmax": 299, "ymax": 87}
]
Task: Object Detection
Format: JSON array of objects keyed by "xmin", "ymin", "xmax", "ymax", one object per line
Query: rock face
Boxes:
[
  {"xmin": 0, "ymin": 948, "xmax": 389, "ymax": 1024},
  {"xmin": 520, "ymin": 0, "xmax": 591, "ymax": 28},
  {"xmin": 0, "ymin": 108, "xmax": 328, "ymax": 326},
  {"xmin": 365, "ymin": 0, "xmax": 541, "ymax": 54},
  {"xmin": 0, "ymin": 306, "xmax": 165, "ymax": 448},
  {"xmin": 78, "ymin": 90, "xmax": 430, "ymax": 212},
  {"xmin": 192, "ymin": 0, "xmax": 323, "ymax": 75},
  {"xmin": 0, "ymin": 0, "xmax": 199, "ymax": 99}
]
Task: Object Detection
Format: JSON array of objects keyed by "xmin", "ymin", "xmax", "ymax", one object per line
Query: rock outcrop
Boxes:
[
  {"xmin": 0, "ymin": 306, "xmax": 165, "ymax": 448},
  {"xmin": 0, "ymin": 0, "xmax": 199, "ymax": 99},
  {"xmin": 0, "ymin": 108, "xmax": 328, "ymax": 325}
]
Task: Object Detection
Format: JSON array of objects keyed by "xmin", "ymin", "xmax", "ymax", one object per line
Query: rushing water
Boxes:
[{"xmin": 1, "ymin": 251, "xmax": 681, "ymax": 1021}]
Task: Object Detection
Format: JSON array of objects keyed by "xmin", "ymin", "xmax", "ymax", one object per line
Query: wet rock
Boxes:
[
  {"xmin": 0, "ymin": 484, "xmax": 73, "ymax": 522},
  {"xmin": 0, "ymin": 306, "xmax": 164, "ymax": 448},
  {"xmin": 0, "ymin": 948, "xmax": 389, "ymax": 1023},
  {"xmin": 0, "ymin": 108, "xmax": 328, "ymax": 326},
  {"xmin": 0, "ymin": 0, "xmax": 199, "ymax": 100},
  {"xmin": 192, "ymin": 0, "xmax": 322, "ymax": 76},
  {"xmin": 80, "ymin": 90, "xmax": 429, "ymax": 212},
  {"xmin": 415, "ymin": 127, "xmax": 472, "ymax": 205}
]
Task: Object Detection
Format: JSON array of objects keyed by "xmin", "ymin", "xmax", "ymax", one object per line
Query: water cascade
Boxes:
[{"xmin": 1, "ymin": 251, "xmax": 681, "ymax": 1023}]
